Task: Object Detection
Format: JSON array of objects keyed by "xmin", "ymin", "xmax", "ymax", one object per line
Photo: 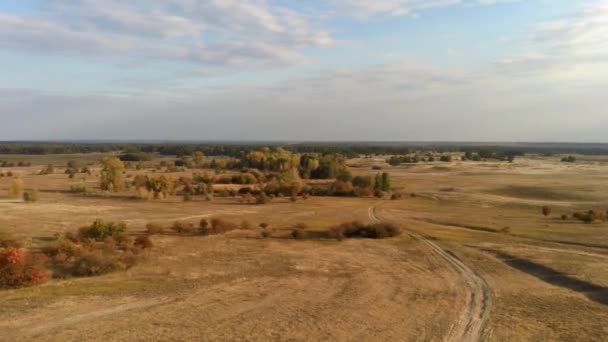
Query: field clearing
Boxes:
[{"xmin": 1, "ymin": 154, "xmax": 608, "ymax": 340}]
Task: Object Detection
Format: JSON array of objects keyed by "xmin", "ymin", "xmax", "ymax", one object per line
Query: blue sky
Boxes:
[{"xmin": 0, "ymin": 0, "xmax": 606, "ymax": 141}]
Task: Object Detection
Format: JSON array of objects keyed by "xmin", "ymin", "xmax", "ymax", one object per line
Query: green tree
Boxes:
[{"xmin": 381, "ymin": 172, "xmax": 391, "ymax": 192}]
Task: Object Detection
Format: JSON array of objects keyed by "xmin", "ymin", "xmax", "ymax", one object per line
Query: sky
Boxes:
[{"xmin": 0, "ymin": 0, "xmax": 607, "ymax": 142}]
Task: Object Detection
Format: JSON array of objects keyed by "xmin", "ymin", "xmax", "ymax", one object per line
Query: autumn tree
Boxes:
[
  {"xmin": 146, "ymin": 175, "xmax": 175, "ymax": 199},
  {"xmin": 9, "ymin": 178, "xmax": 24, "ymax": 198},
  {"xmin": 193, "ymin": 151, "xmax": 205, "ymax": 165},
  {"xmin": 100, "ymin": 157, "xmax": 125, "ymax": 192}
]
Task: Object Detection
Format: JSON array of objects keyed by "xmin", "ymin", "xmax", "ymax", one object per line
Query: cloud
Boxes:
[
  {"xmin": 496, "ymin": 0, "xmax": 608, "ymax": 84},
  {"xmin": 1, "ymin": 1, "xmax": 607, "ymax": 142},
  {"xmin": 330, "ymin": 0, "xmax": 519, "ymax": 17},
  {"xmin": 0, "ymin": 0, "xmax": 332, "ymax": 68}
]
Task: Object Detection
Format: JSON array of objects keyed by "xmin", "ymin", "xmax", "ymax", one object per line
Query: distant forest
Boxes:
[{"xmin": 0, "ymin": 142, "xmax": 607, "ymax": 157}]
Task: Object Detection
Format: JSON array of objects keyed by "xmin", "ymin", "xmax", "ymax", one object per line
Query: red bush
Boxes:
[{"xmin": 0, "ymin": 247, "xmax": 48, "ymax": 288}]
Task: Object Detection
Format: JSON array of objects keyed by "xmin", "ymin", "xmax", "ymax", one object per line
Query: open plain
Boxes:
[{"xmin": 1, "ymin": 153, "xmax": 608, "ymax": 341}]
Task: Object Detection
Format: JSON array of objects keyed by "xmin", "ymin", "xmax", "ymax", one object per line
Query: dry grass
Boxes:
[{"xmin": 1, "ymin": 154, "xmax": 608, "ymax": 340}]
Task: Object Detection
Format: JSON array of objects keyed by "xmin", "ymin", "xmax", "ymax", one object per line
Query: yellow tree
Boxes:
[
  {"xmin": 100, "ymin": 157, "xmax": 125, "ymax": 192},
  {"xmin": 9, "ymin": 177, "xmax": 24, "ymax": 198}
]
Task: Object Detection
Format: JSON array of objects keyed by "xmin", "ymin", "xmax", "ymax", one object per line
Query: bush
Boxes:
[
  {"xmin": 78, "ymin": 219, "xmax": 127, "ymax": 241},
  {"xmin": 171, "ymin": 221, "xmax": 196, "ymax": 234},
  {"xmin": 146, "ymin": 223, "xmax": 165, "ymax": 235},
  {"xmin": 134, "ymin": 236, "xmax": 153, "ymax": 249},
  {"xmin": 70, "ymin": 183, "xmax": 87, "ymax": 194},
  {"xmin": 561, "ymin": 214, "xmax": 568, "ymax": 221},
  {"xmin": 256, "ymin": 192, "xmax": 270, "ymax": 204},
  {"xmin": 0, "ymin": 247, "xmax": 48, "ymax": 288},
  {"xmin": 23, "ymin": 189, "xmax": 40, "ymax": 202},
  {"xmin": 260, "ymin": 230, "xmax": 272, "ymax": 239},
  {"xmin": 259, "ymin": 223, "xmax": 269, "ymax": 229},
  {"xmin": 573, "ymin": 212, "xmax": 594, "ymax": 224},
  {"xmin": 328, "ymin": 221, "xmax": 400, "ymax": 240},
  {"xmin": 70, "ymin": 251, "xmax": 125, "ymax": 277},
  {"xmin": 200, "ymin": 217, "xmax": 238, "ymax": 236},
  {"xmin": 291, "ymin": 230, "xmax": 306, "ymax": 240},
  {"xmin": 541, "ymin": 206, "xmax": 551, "ymax": 217}
]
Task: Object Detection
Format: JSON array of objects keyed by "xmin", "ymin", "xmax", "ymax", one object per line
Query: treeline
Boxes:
[{"xmin": 2, "ymin": 142, "xmax": 608, "ymax": 156}]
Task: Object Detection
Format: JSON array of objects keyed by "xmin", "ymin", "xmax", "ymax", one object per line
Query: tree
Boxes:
[
  {"xmin": 542, "ymin": 206, "xmax": 551, "ymax": 217},
  {"xmin": 193, "ymin": 151, "xmax": 205, "ymax": 165},
  {"xmin": 381, "ymin": 172, "xmax": 391, "ymax": 192},
  {"xmin": 352, "ymin": 175, "xmax": 372, "ymax": 188},
  {"xmin": 9, "ymin": 178, "xmax": 24, "ymax": 198},
  {"xmin": 146, "ymin": 175, "xmax": 175, "ymax": 199},
  {"xmin": 374, "ymin": 173, "xmax": 383, "ymax": 195},
  {"xmin": 100, "ymin": 157, "xmax": 125, "ymax": 192}
]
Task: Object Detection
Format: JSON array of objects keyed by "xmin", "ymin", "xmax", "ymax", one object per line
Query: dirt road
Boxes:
[{"xmin": 369, "ymin": 205, "xmax": 492, "ymax": 342}]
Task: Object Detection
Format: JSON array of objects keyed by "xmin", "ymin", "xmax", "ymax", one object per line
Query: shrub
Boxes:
[
  {"xmin": 201, "ymin": 218, "xmax": 238, "ymax": 236},
  {"xmin": 561, "ymin": 156, "xmax": 576, "ymax": 163},
  {"xmin": 260, "ymin": 230, "xmax": 272, "ymax": 239},
  {"xmin": 259, "ymin": 223, "xmax": 269, "ymax": 229},
  {"xmin": 134, "ymin": 236, "xmax": 153, "ymax": 249},
  {"xmin": 70, "ymin": 251, "xmax": 124, "ymax": 277},
  {"xmin": 541, "ymin": 206, "xmax": 551, "ymax": 217},
  {"xmin": 328, "ymin": 221, "xmax": 400, "ymax": 240},
  {"xmin": 23, "ymin": 189, "xmax": 40, "ymax": 202},
  {"xmin": 0, "ymin": 247, "xmax": 48, "ymax": 288},
  {"xmin": 70, "ymin": 183, "xmax": 87, "ymax": 194},
  {"xmin": 39, "ymin": 164, "xmax": 54, "ymax": 175},
  {"xmin": 146, "ymin": 223, "xmax": 165, "ymax": 235},
  {"xmin": 573, "ymin": 212, "xmax": 594, "ymax": 224},
  {"xmin": 589, "ymin": 210, "xmax": 607, "ymax": 222},
  {"xmin": 561, "ymin": 214, "xmax": 568, "ymax": 221},
  {"xmin": 256, "ymin": 192, "xmax": 270, "ymax": 204},
  {"xmin": 78, "ymin": 219, "xmax": 127, "ymax": 241},
  {"xmin": 291, "ymin": 230, "xmax": 306, "ymax": 240},
  {"xmin": 171, "ymin": 221, "xmax": 196, "ymax": 234}
]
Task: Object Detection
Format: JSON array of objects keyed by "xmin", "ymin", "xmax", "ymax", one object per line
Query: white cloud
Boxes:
[
  {"xmin": 330, "ymin": 0, "xmax": 519, "ymax": 17},
  {"xmin": 0, "ymin": 0, "xmax": 332, "ymax": 68},
  {"xmin": 1, "ymin": 1, "xmax": 607, "ymax": 141}
]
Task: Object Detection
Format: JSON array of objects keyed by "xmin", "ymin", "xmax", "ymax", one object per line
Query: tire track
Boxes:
[{"xmin": 370, "ymin": 205, "xmax": 492, "ymax": 342}]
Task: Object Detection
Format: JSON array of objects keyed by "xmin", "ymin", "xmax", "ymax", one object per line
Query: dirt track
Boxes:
[{"xmin": 370, "ymin": 205, "xmax": 492, "ymax": 342}]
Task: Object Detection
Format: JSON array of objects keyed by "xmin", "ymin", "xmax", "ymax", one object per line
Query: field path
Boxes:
[{"xmin": 369, "ymin": 205, "xmax": 492, "ymax": 342}]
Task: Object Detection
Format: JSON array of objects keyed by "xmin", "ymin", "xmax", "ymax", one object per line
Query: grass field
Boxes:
[{"xmin": 1, "ymin": 154, "xmax": 608, "ymax": 341}]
